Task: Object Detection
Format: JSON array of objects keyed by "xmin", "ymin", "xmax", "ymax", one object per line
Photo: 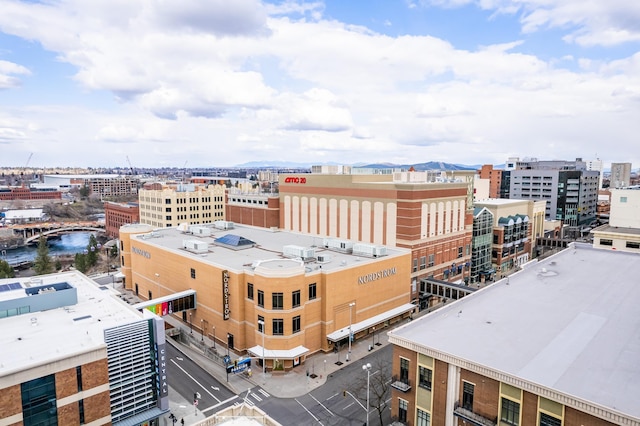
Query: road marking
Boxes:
[
  {"xmin": 251, "ymin": 393, "xmax": 262, "ymax": 402},
  {"xmin": 295, "ymin": 398, "xmax": 324, "ymax": 425},
  {"xmin": 211, "ymin": 386, "xmax": 219, "ymax": 391},
  {"xmin": 343, "ymin": 402, "xmax": 354, "ymax": 410},
  {"xmin": 258, "ymin": 389, "xmax": 270, "ymax": 398},
  {"xmin": 310, "ymin": 394, "xmax": 334, "ymax": 417},
  {"xmin": 203, "ymin": 395, "xmax": 239, "ymax": 413},
  {"xmin": 176, "ymin": 357, "xmax": 183, "ymax": 361},
  {"xmin": 326, "ymin": 393, "xmax": 338, "ymax": 401},
  {"xmin": 170, "ymin": 359, "xmax": 221, "ymax": 403}
]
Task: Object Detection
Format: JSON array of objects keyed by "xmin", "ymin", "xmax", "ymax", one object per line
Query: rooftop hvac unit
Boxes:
[
  {"xmin": 316, "ymin": 254, "xmax": 332, "ymax": 263},
  {"xmin": 190, "ymin": 226, "xmax": 211, "ymax": 237},
  {"xmin": 183, "ymin": 239, "xmax": 209, "ymax": 253},
  {"xmin": 283, "ymin": 245, "xmax": 316, "ymax": 260},
  {"xmin": 322, "ymin": 238, "xmax": 354, "ymax": 253},
  {"xmin": 353, "ymin": 243, "xmax": 387, "ymax": 258},
  {"xmin": 214, "ymin": 220, "xmax": 235, "ymax": 230}
]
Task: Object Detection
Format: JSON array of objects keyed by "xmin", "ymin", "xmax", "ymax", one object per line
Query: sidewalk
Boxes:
[{"xmin": 162, "ymin": 313, "xmax": 393, "ymax": 400}]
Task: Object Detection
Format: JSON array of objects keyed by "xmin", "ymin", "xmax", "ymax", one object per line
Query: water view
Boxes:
[{"xmin": 0, "ymin": 232, "xmax": 95, "ymax": 266}]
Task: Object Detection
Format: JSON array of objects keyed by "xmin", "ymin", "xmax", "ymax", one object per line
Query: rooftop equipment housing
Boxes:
[
  {"xmin": 323, "ymin": 238, "xmax": 354, "ymax": 253},
  {"xmin": 214, "ymin": 220, "xmax": 235, "ymax": 230},
  {"xmin": 183, "ymin": 240, "xmax": 208, "ymax": 253},
  {"xmin": 283, "ymin": 245, "xmax": 316, "ymax": 260},
  {"xmin": 190, "ymin": 226, "xmax": 211, "ymax": 237},
  {"xmin": 353, "ymin": 243, "xmax": 387, "ymax": 258}
]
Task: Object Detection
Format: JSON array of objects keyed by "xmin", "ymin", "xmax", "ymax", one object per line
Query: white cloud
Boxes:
[{"xmin": 0, "ymin": 60, "xmax": 30, "ymax": 89}]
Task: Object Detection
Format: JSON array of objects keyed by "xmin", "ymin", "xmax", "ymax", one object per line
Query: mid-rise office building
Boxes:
[
  {"xmin": 138, "ymin": 183, "xmax": 225, "ymax": 228},
  {"xmin": 120, "ymin": 222, "xmax": 414, "ymax": 370},
  {"xmin": 0, "ymin": 272, "xmax": 168, "ymax": 426},
  {"xmin": 388, "ymin": 243, "xmax": 640, "ymax": 426},
  {"xmin": 43, "ymin": 174, "xmax": 139, "ymax": 197},
  {"xmin": 507, "ymin": 158, "xmax": 599, "ymax": 226}
]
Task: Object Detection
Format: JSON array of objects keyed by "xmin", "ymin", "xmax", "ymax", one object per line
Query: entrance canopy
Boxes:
[
  {"xmin": 326, "ymin": 302, "xmax": 416, "ymax": 342},
  {"xmin": 247, "ymin": 345, "xmax": 309, "ymax": 360}
]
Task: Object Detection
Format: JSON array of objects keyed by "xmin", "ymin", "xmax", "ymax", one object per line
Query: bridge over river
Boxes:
[{"xmin": 5, "ymin": 221, "xmax": 105, "ymax": 245}]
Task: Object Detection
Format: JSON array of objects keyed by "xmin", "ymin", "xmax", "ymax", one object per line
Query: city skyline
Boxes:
[{"xmin": 0, "ymin": 0, "xmax": 639, "ymax": 168}]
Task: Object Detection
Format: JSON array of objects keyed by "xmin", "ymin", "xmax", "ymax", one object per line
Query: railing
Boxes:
[
  {"xmin": 453, "ymin": 402, "xmax": 497, "ymax": 426},
  {"xmin": 390, "ymin": 375, "xmax": 411, "ymax": 392}
]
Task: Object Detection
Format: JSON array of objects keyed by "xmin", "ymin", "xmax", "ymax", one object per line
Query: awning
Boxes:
[
  {"xmin": 112, "ymin": 407, "xmax": 169, "ymax": 426},
  {"xmin": 326, "ymin": 302, "xmax": 416, "ymax": 342},
  {"xmin": 247, "ymin": 345, "xmax": 309, "ymax": 360}
]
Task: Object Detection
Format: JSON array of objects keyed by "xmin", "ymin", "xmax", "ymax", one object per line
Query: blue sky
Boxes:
[{"xmin": 0, "ymin": 0, "xmax": 639, "ymax": 169}]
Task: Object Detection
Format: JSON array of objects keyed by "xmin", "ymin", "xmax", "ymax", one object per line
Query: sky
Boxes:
[{"xmin": 0, "ymin": 0, "xmax": 639, "ymax": 169}]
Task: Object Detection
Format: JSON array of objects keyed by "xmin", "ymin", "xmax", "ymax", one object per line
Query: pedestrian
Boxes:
[{"xmin": 181, "ymin": 419, "xmax": 184, "ymax": 426}]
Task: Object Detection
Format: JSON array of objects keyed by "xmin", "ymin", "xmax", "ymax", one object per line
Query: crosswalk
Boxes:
[{"xmin": 234, "ymin": 388, "xmax": 271, "ymax": 407}]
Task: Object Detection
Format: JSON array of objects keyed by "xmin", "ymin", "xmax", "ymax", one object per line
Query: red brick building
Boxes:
[
  {"xmin": 0, "ymin": 186, "xmax": 62, "ymax": 201},
  {"xmin": 225, "ymin": 193, "xmax": 280, "ymax": 228},
  {"xmin": 104, "ymin": 201, "xmax": 139, "ymax": 238}
]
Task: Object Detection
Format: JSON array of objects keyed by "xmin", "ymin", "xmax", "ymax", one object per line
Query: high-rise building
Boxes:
[
  {"xmin": 0, "ymin": 272, "xmax": 168, "ymax": 425},
  {"xmin": 138, "ymin": 183, "xmax": 225, "ymax": 228},
  {"xmin": 388, "ymin": 243, "xmax": 640, "ymax": 426}
]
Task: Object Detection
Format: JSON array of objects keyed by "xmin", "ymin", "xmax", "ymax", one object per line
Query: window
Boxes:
[
  {"xmin": 626, "ymin": 241, "xmax": 640, "ymax": 249},
  {"xmin": 413, "ymin": 258, "xmax": 418, "ymax": 272},
  {"xmin": 292, "ymin": 290, "xmax": 301, "ymax": 308},
  {"xmin": 247, "ymin": 283, "xmax": 254, "ymax": 300},
  {"xmin": 76, "ymin": 366, "xmax": 82, "ymax": 392},
  {"xmin": 21, "ymin": 374, "xmax": 57, "ymax": 426},
  {"xmin": 398, "ymin": 399, "xmax": 408, "ymax": 422},
  {"xmin": 501, "ymin": 398, "xmax": 520, "ymax": 426},
  {"xmin": 190, "ymin": 268, "xmax": 196, "ymax": 279},
  {"xmin": 258, "ymin": 290, "xmax": 264, "ymax": 308},
  {"xmin": 599, "ymin": 239, "xmax": 613, "ymax": 246},
  {"xmin": 272, "ymin": 319, "xmax": 284, "ymax": 335},
  {"xmin": 257, "ymin": 315, "xmax": 264, "ymax": 333},
  {"xmin": 428, "ymin": 254, "xmax": 434, "ymax": 267},
  {"xmin": 418, "ymin": 366, "xmax": 432, "ymax": 390},
  {"xmin": 462, "ymin": 381, "xmax": 474, "ymax": 410},
  {"xmin": 539, "ymin": 413, "xmax": 561, "ymax": 426},
  {"xmin": 79, "ymin": 399, "xmax": 85, "ymax": 424},
  {"xmin": 400, "ymin": 358, "xmax": 409, "ymax": 383},
  {"xmin": 292, "ymin": 315, "xmax": 301, "ymax": 334},
  {"xmin": 458, "ymin": 247, "xmax": 463, "ymax": 258},
  {"xmin": 620, "ymin": 196, "xmax": 628, "ymax": 203},
  {"xmin": 419, "ymin": 256, "xmax": 426, "ymax": 270},
  {"xmin": 272, "ymin": 292, "xmax": 283, "ymax": 310},
  {"xmin": 417, "ymin": 409, "xmax": 430, "ymax": 426},
  {"xmin": 309, "ymin": 283, "xmax": 317, "ymax": 300}
]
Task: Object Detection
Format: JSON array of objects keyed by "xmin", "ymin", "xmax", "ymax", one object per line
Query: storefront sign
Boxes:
[
  {"xmin": 222, "ymin": 270, "xmax": 230, "ymax": 320},
  {"xmin": 284, "ymin": 176, "xmax": 307, "ymax": 184},
  {"xmin": 132, "ymin": 246, "xmax": 151, "ymax": 258},
  {"xmin": 156, "ymin": 343, "xmax": 168, "ymax": 398},
  {"xmin": 358, "ymin": 267, "xmax": 397, "ymax": 284}
]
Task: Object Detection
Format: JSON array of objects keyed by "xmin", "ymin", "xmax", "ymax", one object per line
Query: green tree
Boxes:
[
  {"xmin": 74, "ymin": 253, "xmax": 87, "ymax": 273},
  {"xmin": 55, "ymin": 258, "xmax": 62, "ymax": 271},
  {"xmin": 86, "ymin": 234, "xmax": 99, "ymax": 267},
  {"xmin": 79, "ymin": 184, "xmax": 90, "ymax": 199},
  {"xmin": 0, "ymin": 259, "xmax": 15, "ymax": 278},
  {"xmin": 110, "ymin": 244, "xmax": 118, "ymax": 258},
  {"xmin": 33, "ymin": 235, "xmax": 54, "ymax": 275}
]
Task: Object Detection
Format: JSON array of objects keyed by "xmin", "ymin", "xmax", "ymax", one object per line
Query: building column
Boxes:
[{"xmin": 445, "ymin": 363, "xmax": 459, "ymax": 426}]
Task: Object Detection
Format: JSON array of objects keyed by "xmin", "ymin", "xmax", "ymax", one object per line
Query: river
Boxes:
[{"xmin": 1, "ymin": 232, "xmax": 96, "ymax": 266}]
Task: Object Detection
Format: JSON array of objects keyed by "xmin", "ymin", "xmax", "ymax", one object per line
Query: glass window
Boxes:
[
  {"xmin": 501, "ymin": 398, "xmax": 520, "ymax": 426},
  {"xmin": 257, "ymin": 315, "xmax": 264, "ymax": 333},
  {"xmin": 620, "ymin": 196, "xmax": 627, "ymax": 203},
  {"xmin": 21, "ymin": 374, "xmax": 57, "ymax": 426},
  {"xmin": 272, "ymin": 319, "xmax": 284, "ymax": 335},
  {"xmin": 292, "ymin": 315, "xmax": 301, "ymax": 334},
  {"xmin": 398, "ymin": 399, "xmax": 408, "ymax": 422},
  {"xmin": 292, "ymin": 290, "xmax": 301, "ymax": 308},
  {"xmin": 419, "ymin": 256, "xmax": 426, "ymax": 270},
  {"xmin": 626, "ymin": 241, "xmax": 640, "ymax": 249},
  {"xmin": 418, "ymin": 366, "xmax": 432, "ymax": 390},
  {"xmin": 417, "ymin": 409, "xmax": 430, "ymax": 426},
  {"xmin": 309, "ymin": 283, "xmax": 317, "ymax": 300},
  {"xmin": 190, "ymin": 268, "xmax": 196, "ymax": 279},
  {"xmin": 462, "ymin": 381, "xmax": 474, "ymax": 410},
  {"xmin": 258, "ymin": 290, "xmax": 264, "ymax": 308},
  {"xmin": 272, "ymin": 292, "xmax": 283, "ymax": 310},
  {"xmin": 539, "ymin": 412, "xmax": 561, "ymax": 426},
  {"xmin": 413, "ymin": 258, "xmax": 418, "ymax": 272},
  {"xmin": 400, "ymin": 358, "xmax": 409, "ymax": 382},
  {"xmin": 428, "ymin": 254, "xmax": 434, "ymax": 267},
  {"xmin": 247, "ymin": 283, "xmax": 254, "ymax": 300},
  {"xmin": 599, "ymin": 239, "xmax": 613, "ymax": 246}
]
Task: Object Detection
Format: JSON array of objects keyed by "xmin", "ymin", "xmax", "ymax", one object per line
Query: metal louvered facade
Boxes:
[{"xmin": 104, "ymin": 320, "xmax": 158, "ymax": 423}]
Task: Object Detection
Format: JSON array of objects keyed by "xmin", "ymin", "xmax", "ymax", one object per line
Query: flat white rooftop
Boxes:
[
  {"xmin": 127, "ymin": 223, "xmax": 409, "ymax": 274},
  {"xmin": 0, "ymin": 272, "xmax": 145, "ymax": 377},
  {"xmin": 475, "ymin": 198, "xmax": 531, "ymax": 206},
  {"xmin": 390, "ymin": 243, "xmax": 640, "ymax": 420}
]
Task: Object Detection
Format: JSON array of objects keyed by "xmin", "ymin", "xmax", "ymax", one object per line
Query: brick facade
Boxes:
[{"xmin": 0, "ymin": 384, "xmax": 21, "ymax": 419}]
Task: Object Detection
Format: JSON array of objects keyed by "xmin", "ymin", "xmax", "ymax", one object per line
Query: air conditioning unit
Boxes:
[
  {"xmin": 190, "ymin": 226, "xmax": 211, "ymax": 236},
  {"xmin": 322, "ymin": 238, "xmax": 353, "ymax": 253},
  {"xmin": 183, "ymin": 239, "xmax": 208, "ymax": 253},
  {"xmin": 283, "ymin": 245, "xmax": 315, "ymax": 260},
  {"xmin": 213, "ymin": 220, "xmax": 235, "ymax": 230},
  {"xmin": 353, "ymin": 243, "xmax": 387, "ymax": 258},
  {"xmin": 316, "ymin": 254, "xmax": 332, "ymax": 263}
]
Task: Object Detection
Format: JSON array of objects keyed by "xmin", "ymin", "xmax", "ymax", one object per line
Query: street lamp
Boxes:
[
  {"xmin": 370, "ymin": 326, "xmax": 375, "ymax": 351},
  {"xmin": 347, "ymin": 302, "xmax": 355, "ymax": 362},
  {"xmin": 189, "ymin": 312, "xmax": 193, "ymax": 335},
  {"xmin": 258, "ymin": 319, "xmax": 265, "ymax": 384},
  {"xmin": 212, "ymin": 326, "xmax": 216, "ymax": 349},
  {"xmin": 200, "ymin": 319, "xmax": 205, "ymax": 342},
  {"xmin": 362, "ymin": 363, "xmax": 372, "ymax": 426}
]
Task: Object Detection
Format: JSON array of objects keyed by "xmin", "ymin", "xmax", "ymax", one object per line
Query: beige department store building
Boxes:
[{"xmin": 120, "ymin": 222, "xmax": 413, "ymax": 371}]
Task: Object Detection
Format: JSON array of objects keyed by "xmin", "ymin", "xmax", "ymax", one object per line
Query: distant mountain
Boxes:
[{"xmin": 234, "ymin": 161, "xmax": 482, "ymax": 170}]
